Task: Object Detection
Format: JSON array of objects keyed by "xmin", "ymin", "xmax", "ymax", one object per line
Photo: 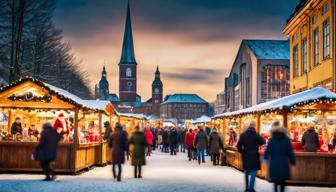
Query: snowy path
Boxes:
[{"xmin": 0, "ymin": 151, "xmax": 335, "ymax": 192}]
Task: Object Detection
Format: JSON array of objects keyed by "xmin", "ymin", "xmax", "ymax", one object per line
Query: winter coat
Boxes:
[
  {"xmin": 194, "ymin": 130, "xmax": 208, "ymax": 150},
  {"xmin": 237, "ymin": 127, "xmax": 266, "ymax": 171},
  {"xmin": 144, "ymin": 129, "xmax": 154, "ymax": 145},
  {"xmin": 10, "ymin": 122, "xmax": 22, "ymax": 135},
  {"xmin": 209, "ymin": 132, "xmax": 224, "ymax": 154},
  {"xmin": 108, "ymin": 130, "xmax": 128, "ymax": 164},
  {"xmin": 264, "ymin": 129, "xmax": 296, "ymax": 183},
  {"xmin": 35, "ymin": 125, "xmax": 61, "ymax": 162},
  {"xmin": 185, "ymin": 131, "xmax": 195, "ymax": 148},
  {"xmin": 103, "ymin": 125, "xmax": 112, "ymax": 140},
  {"xmin": 129, "ymin": 131, "xmax": 148, "ymax": 166},
  {"xmin": 169, "ymin": 130, "xmax": 178, "ymax": 146},
  {"xmin": 301, "ymin": 129, "xmax": 320, "ymax": 152},
  {"xmin": 181, "ymin": 129, "xmax": 187, "ymax": 146},
  {"xmin": 162, "ymin": 130, "xmax": 169, "ymax": 145}
]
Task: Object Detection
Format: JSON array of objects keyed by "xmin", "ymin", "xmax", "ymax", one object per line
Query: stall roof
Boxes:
[
  {"xmin": 213, "ymin": 87, "xmax": 336, "ymax": 118},
  {"xmin": 0, "ymin": 77, "xmax": 112, "ymax": 111},
  {"xmin": 117, "ymin": 112, "xmax": 147, "ymax": 119},
  {"xmin": 192, "ymin": 115, "xmax": 211, "ymax": 124}
]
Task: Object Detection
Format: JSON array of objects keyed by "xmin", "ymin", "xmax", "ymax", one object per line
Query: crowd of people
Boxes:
[{"xmin": 30, "ymin": 119, "xmax": 334, "ymax": 192}]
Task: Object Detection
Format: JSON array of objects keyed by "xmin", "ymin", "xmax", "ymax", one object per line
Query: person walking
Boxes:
[
  {"xmin": 209, "ymin": 128, "xmax": 224, "ymax": 166},
  {"xmin": 144, "ymin": 128, "xmax": 154, "ymax": 156},
  {"xmin": 102, "ymin": 121, "xmax": 112, "ymax": 141},
  {"xmin": 108, "ymin": 123, "xmax": 128, "ymax": 182},
  {"xmin": 180, "ymin": 128, "xmax": 187, "ymax": 152},
  {"xmin": 33, "ymin": 123, "xmax": 61, "ymax": 181},
  {"xmin": 129, "ymin": 126, "xmax": 148, "ymax": 178},
  {"xmin": 162, "ymin": 128, "xmax": 169, "ymax": 153},
  {"xmin": 169, "ymin": 128, "xmax": 179, "ymax": 155},
  {"xmin": 237, "ymin": 121, "xmax": 266, "ymax": 192},
  {"xmin": 301, "ymin": 125, "xmax": 320, "ymax": 152},
  {"xmin": 194, "ymin": 127, "xmax": 208, "ymax": 164},
  {"xmin": 264, "ymin": 121, "xmax": 296, "ymax": 192},
  {"xmin": 185, "ymin": 128, "xmax": 195, "ymax": 161}
]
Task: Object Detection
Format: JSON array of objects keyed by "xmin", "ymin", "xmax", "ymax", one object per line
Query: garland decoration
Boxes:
[{"xmin": 8, "ymin": 92, "xmax": 52, "ymax": 102}]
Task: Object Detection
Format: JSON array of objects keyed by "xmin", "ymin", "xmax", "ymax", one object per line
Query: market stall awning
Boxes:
[
  {"xmin": 192, "ymin": 115, "xmax": 211, "ymax": 124},
  {"xmin": 214, "ymin": 87, "xmax": 336, "ymax": 118}
]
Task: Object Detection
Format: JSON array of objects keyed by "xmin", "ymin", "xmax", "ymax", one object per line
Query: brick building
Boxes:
[{"xmin": 160, "ymin": 94, "xmax": 209, "ymax": 123}]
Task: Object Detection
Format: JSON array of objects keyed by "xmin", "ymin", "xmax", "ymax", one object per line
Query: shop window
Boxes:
[
  {"xmin": 323, "ymin": 19, "xmax": 330, "ymax": 59},
  {"xmin": 313, "ymin": 28, "xmax": 320, "ymax": 66}
]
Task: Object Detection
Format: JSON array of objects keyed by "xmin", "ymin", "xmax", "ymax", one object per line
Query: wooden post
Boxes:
[
  {"xmin": 98, "ymin": 113, "xmax": 102, "ymax": 143},
  {"xmin": 256, "ymin": 113, "xmax": 261, "ymax": 133},
  {"xmin": 71, "ymin": 108, "xmax": 79, "ymax": 172},
  {"xmin": 283, "ymin": 109, "xmax": 288, "ymax": 130},
  {"xmin": 222, "ymin": 118, "xmax": 226, "ymax": 145}
]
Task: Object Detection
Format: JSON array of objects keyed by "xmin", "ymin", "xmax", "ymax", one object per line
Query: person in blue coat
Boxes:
[{"xmin": 264, "ymin": 121, "xmax": 296, "ymax": 192}]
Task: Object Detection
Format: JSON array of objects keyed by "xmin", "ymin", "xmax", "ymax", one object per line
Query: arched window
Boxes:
[
  {"xmin": 127, "ymin": 82, "xmax": 132, "ymax": 91},
  {"xmin": 126, "ymin": 68, "xmax": 132, "ymax": 77}
]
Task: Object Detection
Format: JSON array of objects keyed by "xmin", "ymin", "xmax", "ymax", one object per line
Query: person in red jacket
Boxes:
[
  {"xmin": 185, "ymin": 128, "xmax": 195, "ymax": 161},
  {"xmin": 144, "ymin": 128, "xmax": 154, "ymax": 156}
]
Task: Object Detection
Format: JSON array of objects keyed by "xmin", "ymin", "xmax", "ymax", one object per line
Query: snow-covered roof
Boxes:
[
  {"xmin": 192, "ymin": 115, "xmax": 211, "ymax": 124},
  {"xmin": 0, "ymin": 77, "xmax": 112, "ymax": 111},
  {"xmin": 244, "ymin": 40, "xmax": 290, "ymax": 60},
  {"xmin": 162, "ymin": 94, "xmax": 207, "ymax": 104},
  {"xmin": 213, "ymin": 87, "xmax": 336, "ymax": 118},
  {"xmin": 117, "ymin": 112, "xmax": 147, "ymax": 119}
]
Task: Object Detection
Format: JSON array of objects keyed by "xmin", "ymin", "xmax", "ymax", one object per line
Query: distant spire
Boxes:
[
  {"xmin": 153, "ymin": 65, "xmax": 162, "ymax": 85},
  {"xmin": 119, "ymin": 1, "xmax": 137, "ymax": 65}
]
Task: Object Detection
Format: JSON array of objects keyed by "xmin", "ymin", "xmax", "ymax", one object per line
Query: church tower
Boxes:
[
  {"xmin": 119, "ymin": 2, "xmax": 137, "ymax": 102},
  {"xmin": 98, "ymin": 66, "xmax": 109, "ymax": 100},
  {"xmin": 152, "ymin": 66, "xmax": 163, "ymax": 116}
]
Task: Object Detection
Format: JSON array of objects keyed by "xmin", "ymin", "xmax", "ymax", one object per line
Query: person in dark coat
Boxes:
[
  {"xmin": 180, "ymin": 128, "xmax": 187, "ymax": 152},
  {"xmin": 209, "ymin": 128, "xmax": 224, "ymax": 166},
  {"xmin": 34, "ymin": 123, "xmax": 61, "ymax": 181},
  {"xmin": 301, "ymin": 125, "xmax": 320, "ymax": 152},
  {"xmin": 169, "ymin": 128, "xmax": 178, "ymax": 155},
  {"xmin": 194, "ymin": 127, "xmax": 208, "ymax": 164},
  {"xmin": 103, "ymin": 121, "xmax": 112, "ymax": 141},
  {"xmin": 108, "ymin": 123, "xmax": 128, "ymax": 182},
  {"xmin": 10, "ymin": 117, "xmax": 22, "ymax": 135},
  {"xmin": 264, "ymin": 122, "xmax": 296, "ymax": 192},
  {"xmin": 129, "ymin": 125, "xmax": 148, "ymax": 178},
  {"xmin": 161, "ymin": 128, "xmax": 169, "ymax": 153},
  {"xmin": 237, "ymin": 121, "xmax": 266, "ymax": 192}
]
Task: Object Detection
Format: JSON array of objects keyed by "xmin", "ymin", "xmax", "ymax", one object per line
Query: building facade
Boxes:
[
  {"xmin": 160, "ymin": 94, "xmax": 209, "ymax": 123},
  {"xmin": 214, "ymin": 91, "xmax": 226, "ymax": 114},
  {"xmin": 283, "ymin": 0, "xmax": 335, "ymax": 93},
  {"xmin": 133, "ymin": 67, "xmax": 163, "ymax": 116},
  {"xmin": 224, "ymin": 40, "xmax": 290, "ymax": 112}
]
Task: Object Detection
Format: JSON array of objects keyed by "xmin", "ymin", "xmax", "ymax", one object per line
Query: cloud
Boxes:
[{"xmin": 164, "ymin": 68, "xmax": 226, "ymax": 84}]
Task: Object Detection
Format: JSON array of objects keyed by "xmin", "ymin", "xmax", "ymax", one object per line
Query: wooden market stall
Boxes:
[
  {"xmin": 213, "ymin": 87, "xmax": 336, "ymax": 185},
  {"xmin": 0, "ymin": 77, "xmax": 116, "ymax": 173},
  {"xmin": 117, "ymin": 112, "xmax": 147, "ymax": 134}
]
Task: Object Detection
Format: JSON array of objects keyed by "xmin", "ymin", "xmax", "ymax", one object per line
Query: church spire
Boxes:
[{"xmin": 119, "ymin": 1, "xmax": 137, "ymax": 65}]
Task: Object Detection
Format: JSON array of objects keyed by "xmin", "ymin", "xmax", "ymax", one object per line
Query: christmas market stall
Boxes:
[
  {"xmin": 213, "ymin": 87, "xmax": 336, "ymax": 184},
  {"xmin": 117, "ymin": 112, "xmax": 147, "ymax": 134},
  {"xmin": 0, "ymin": 77, "xmax": 116, "ymax": 173}
]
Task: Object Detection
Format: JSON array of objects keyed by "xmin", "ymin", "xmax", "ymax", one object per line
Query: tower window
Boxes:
[
  {"xmin": 127, "ymin": 82, "xmax": 132, "ymax": 91},
  {"xmin": 126, "ymin": 68, "xmax": 132, "ymax": 77}
]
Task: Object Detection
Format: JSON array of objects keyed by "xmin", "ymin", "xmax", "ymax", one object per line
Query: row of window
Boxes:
[{"xmin": 292, "ymin": 17, "xmax": 330, "ymax": 78}]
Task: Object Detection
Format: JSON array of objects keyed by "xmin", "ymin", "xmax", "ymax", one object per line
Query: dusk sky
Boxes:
[{"xmin": 54, "ymin": 0, "xmax": 298, "ymax": 102}]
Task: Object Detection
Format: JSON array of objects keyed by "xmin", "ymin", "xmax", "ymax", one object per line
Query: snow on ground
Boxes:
[{"xmin": 0, "ymin": 151, "xmax": 335, "ymax": 192}]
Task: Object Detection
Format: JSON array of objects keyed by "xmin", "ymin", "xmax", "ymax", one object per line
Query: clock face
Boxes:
[{"xmin": 155, "ymin": 88, "xmax": 159, "ymax": 93}]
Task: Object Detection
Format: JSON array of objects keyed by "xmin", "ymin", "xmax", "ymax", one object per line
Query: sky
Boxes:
[{"xmin": 54, "ymin": 0, "xmax": 298, "ymax": 102}]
